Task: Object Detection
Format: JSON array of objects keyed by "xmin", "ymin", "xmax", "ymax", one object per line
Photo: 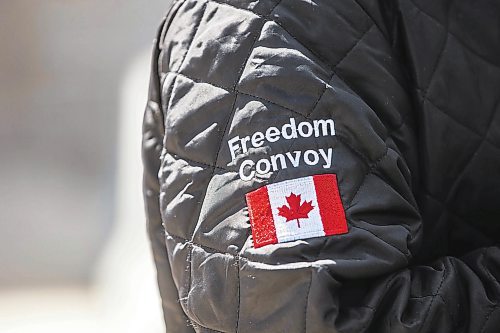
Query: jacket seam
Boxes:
[
  {"xmin": 162, "ymin": 148, "xmax": 232, "ymax": 172},
  {"xmin": 303, "ymin": 269, "xmax": 313, "ymax": 333},
  {"xmin": 418, "ymin": 90, "xmax": 500, "ymax": 152},
  {"xmin": 348, "ymin": 222, "xmax": 410, "ymax": 259},
  {"xmin": 351, "ymin": 0, "xmax": 391, "ymax": 46},
  {"xmin": 420, "ymin": 7, "xmax": 449, "ymax": 99},
  {"xmin": 345, "ymin": 147, "xmax": 389, "ymax": 208},
  {"xmin": 304, "ymin": 23, "xmax": 375, "ymax": 119},
  {"xmin": 419, "ymin": 264, "xmax": 447, "ymax": 331}
]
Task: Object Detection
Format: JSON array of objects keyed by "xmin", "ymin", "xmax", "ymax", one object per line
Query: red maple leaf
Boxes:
[{"xmin": 277, "ymin": 193, "xmax": 314, "ymax": 228}]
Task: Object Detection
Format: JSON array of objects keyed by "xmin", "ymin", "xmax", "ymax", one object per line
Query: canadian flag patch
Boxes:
[{"xmin": 246, "ymin": 174, "xmax": 348, "ymax": 248}]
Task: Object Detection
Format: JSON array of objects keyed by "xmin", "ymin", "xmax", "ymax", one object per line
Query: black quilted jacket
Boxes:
[{"xmin": 142, "ymin": 0, "xmax": 500, "ymax": 332}]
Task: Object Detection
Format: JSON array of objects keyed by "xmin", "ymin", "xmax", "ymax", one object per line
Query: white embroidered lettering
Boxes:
[
  {"xmin": 286, "ymin": 151, "xmax": 301, "ymax": 168},
  {"xmin": 304, "ymin": 149, "xmax": 320, "ymax": 166},
  {"xmin": 228, "ymin": 136, "xmax": 241, "ymax": 161},
  {"xmin": 251, "ymin": 131, "xmax": 265, "ymax": 147},
  {"xmin": 265, "ymin": 126, "xmax": 280, "ymax": 142},
  {"xmin": 239, "ymin": 160, "xmax": 255, "ymax": 181},
  {"xmin": 319, "ymin": 148, "xmax": 333, "ymax": 169},
  {"xmin": 228, "ymin": 118, "xmax": 337, "ymax": 180},
  {"xmin": 270, "ymin": 153, "xmax": 287, "ymax": 171}
]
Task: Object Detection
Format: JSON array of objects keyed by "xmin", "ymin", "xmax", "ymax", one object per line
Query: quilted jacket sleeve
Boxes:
[{"xmin": 143, "ymin": 0, "xmax": 500, "ymax": 332}]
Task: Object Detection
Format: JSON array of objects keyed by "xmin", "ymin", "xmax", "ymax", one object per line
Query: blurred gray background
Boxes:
[{"xmin": 0, "ymin": 0, "xmax": 168, "ymax": 288}]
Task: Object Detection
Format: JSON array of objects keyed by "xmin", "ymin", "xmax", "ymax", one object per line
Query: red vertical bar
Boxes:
[
  {"xmin": 313, "ymin": 174, "xmax": 348, "ymax": 235},
  {"xmin": 246, "ymin": 186, "xmax": 278, "ymax": 248}
]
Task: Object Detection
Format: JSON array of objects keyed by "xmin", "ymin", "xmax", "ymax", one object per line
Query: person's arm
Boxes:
[{"xmin": 144, "ymin": 1, "xmax": 500, "ymax": 332}]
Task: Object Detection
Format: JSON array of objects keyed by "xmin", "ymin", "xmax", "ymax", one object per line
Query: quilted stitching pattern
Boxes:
[
  {"xmin": 398, "ymin": 0, "xmax": 500, "ymax": 261},
  {"xmin": 145, "ymin": 0, "xmax": 500, "ymax": 332},
  {"xmin": 158, "ymin": 1, "xmax": 415, "ymax": 331}
]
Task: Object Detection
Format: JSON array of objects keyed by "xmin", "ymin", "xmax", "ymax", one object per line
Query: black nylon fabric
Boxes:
[{"xmin": 142, "ymin": 0, "xmax": 500, "ymax": 332}]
